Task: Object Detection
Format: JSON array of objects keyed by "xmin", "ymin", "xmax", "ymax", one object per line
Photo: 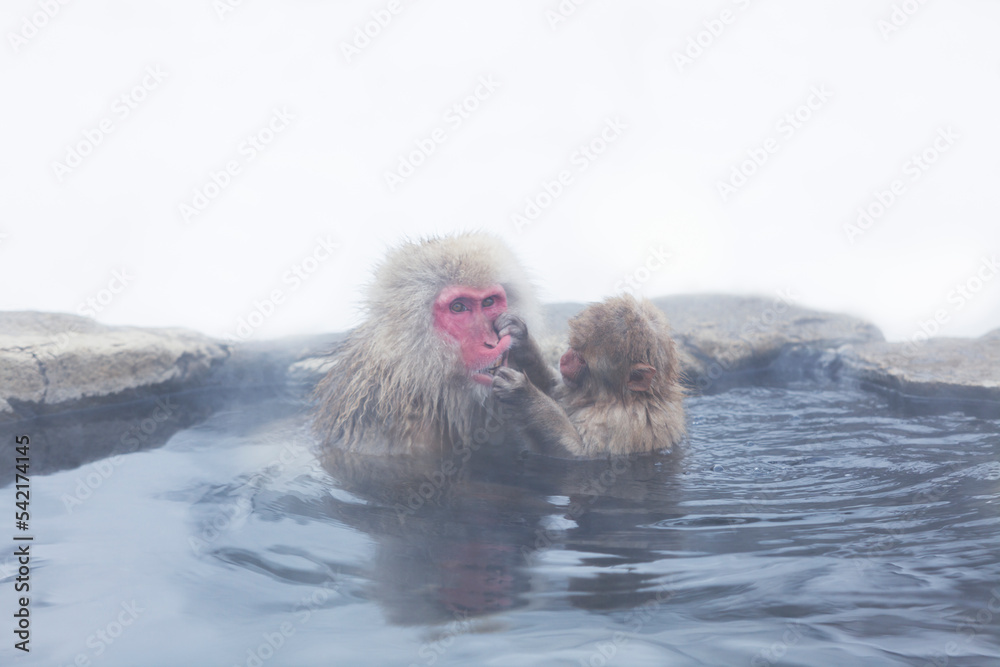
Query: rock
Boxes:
[
  {"xmin": 540, "ymin": 302, "xmax": 587, "ymax": 336},
  {"xmin": 0, "ymin": 313, "xmax": 339, "ymax": 473},
  {"xmin": 650, "ymin": 294, "xmax": 883, "ymax": 388},
  {"xmin": 538, "ymin": 295, "xmax": 883, "ymax": 390},
  {"xmin": 302, "ymin": 295, "xmax": 884, "ymax": 392},
  {"xmin": 0, "ymin": 312, "xmax": 229, "ymax": 422},
  {"xmin": 839, "ymin": 338, "xmax": 1000, "ymax": 403},
  {"xmin": 6, "ymin": 297, "xmax": 994, "ymax": 430},
  {"xmin": 0, "ymin": 393, "xmax": 221, "ymax": 477},
  {"xmin": 288, "ymin": 354, "xmax": 336, "ymax": 389},
  {"xmin": 215, "ymin": 333, "xmax": 343, "ymax": 395}
]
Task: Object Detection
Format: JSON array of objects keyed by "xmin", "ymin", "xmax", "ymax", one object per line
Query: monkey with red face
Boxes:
[
  {"xmin": 313, "ymin": 233, "xmax": 555, "ymax": 455},
  {"xmin": 492, "ymin": 295, "xmax": 686, "ymax": 458}
]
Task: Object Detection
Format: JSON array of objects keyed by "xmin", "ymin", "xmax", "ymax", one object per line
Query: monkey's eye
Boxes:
[
  {"xmin": 450, "ymin": 301, "xmax": 467, "ymax": 313},
  {"xmin": 482, "ymin": 296, "xmax": 495, "ymax": 308}
]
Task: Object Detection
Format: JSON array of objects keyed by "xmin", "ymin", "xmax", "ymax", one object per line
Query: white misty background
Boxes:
[{"xmin": 1, "ymin": 0, "xmax": 998, "ymax": 343}]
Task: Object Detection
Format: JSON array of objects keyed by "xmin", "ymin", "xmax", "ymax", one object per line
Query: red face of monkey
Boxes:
[{"xmin": 433, "ymin": 284, "xmax": 512, "ymax": 386}]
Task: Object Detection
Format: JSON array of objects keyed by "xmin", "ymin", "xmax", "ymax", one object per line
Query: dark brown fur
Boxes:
[{"xmin": 493, "ymin": 295, "xmax": 686, "ymax": 458}]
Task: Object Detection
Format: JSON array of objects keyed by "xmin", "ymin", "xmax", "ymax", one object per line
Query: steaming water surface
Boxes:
[{"xmin": 18, "ymin": 386, "xmax": 1000, "ymax": 666}]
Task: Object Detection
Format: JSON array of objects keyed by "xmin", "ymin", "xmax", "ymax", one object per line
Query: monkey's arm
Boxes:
[
  {"xmin": 492, "ymin": 368, "xmax": 581, "ymax": 458},
  {"xmin": 495, "ymin": 314, "xmax": 559, "ymax": 395}
]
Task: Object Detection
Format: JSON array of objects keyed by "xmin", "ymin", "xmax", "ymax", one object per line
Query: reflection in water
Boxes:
[
  {"xmin": 315, "ymin": 443, "xmax": 684, "ymax": 626},
  {"xmin": 134, "ymin": 386, "xmax": 999, "ymax": 665},
  {"xmin": 0, "ymin": 389, "xmax": 222, "ymax": 479},
  {"xmin": 321, "ymin": 443, "xmax": 538, "ymax": 625},
  {"xmin": 189, "ymin": 425, "xmax": 688, "ymax": 631}
]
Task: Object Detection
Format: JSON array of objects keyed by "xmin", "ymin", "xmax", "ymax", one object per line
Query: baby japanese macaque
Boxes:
[{"xmin": 492, "ymin": 295, "xmax": 686, "ymax": 458}]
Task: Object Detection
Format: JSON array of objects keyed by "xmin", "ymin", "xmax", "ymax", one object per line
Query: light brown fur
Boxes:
[
  {"xmin": 493, "ymin": 295, "xmax": 686, "ymax": 458},
  {"xmin": 312, "ymin": 232, "xmax": 545, "ymax": 455}
]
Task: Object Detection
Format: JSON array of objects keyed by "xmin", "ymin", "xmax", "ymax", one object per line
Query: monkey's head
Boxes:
[
  {"xmin": 314, "ymin": 232, "xmax": 541, "ymax": 452},
  {"xmin": 366, "ymin": 232, "xmax": 539, "ymax": 391},
  {"xmin": 560, "ymin": 295, "xmax": 679, "ymax": 399}
]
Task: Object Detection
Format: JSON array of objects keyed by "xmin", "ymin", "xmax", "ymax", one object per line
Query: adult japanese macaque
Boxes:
[
  {"xmin": 492, "ymin": 295, "xmax": 686, "ymax": 458},
  {"xmin": 313, "ymin": 233, "xmax": 555, "ymax": 455}
]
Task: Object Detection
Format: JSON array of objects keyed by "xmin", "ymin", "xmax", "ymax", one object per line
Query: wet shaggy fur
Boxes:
[
  {"xmin": 312, "ymin": 232, "xmax": 540, "ymax": 455},
  {"xmin": 557, "ymin": 295, "xmax": 686, "ymax": 457}
]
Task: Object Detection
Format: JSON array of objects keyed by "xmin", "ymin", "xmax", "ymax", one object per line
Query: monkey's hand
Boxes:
[
  {"xmin": 491, "ymin": 367, "xmax": 533, "ymax": 405},
  {"xmin": 492, "ymin": 367, "xmax": 584, "ymax": 458},
  {"xmin": 494, "ymin": 314, "xmax": 559, "ymax": 395},
  {"xmin": 494, "ymin": 313, "xmax": 528, "ymax": 346}
]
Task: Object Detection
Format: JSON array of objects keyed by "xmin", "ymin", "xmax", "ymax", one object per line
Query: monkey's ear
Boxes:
[{"xmin": 626, "ymin": 363, "xmax": 656, "ymax": 392}]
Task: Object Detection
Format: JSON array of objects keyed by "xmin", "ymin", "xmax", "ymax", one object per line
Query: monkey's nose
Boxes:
[{"xmin": 483, "ymin": 328, "xmax": 503, "ymax": 348}]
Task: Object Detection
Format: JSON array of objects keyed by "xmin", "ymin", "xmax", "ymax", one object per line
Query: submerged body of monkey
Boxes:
[
  {"xmin": 492, "ymin": 295, "xmax": 686, "ymax": 458},
  {"xmin": 312, "ymin": 233, "xmax": 555, "ymax": 455}
]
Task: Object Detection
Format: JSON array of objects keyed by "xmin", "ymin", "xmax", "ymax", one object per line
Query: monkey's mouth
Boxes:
[{"xmin": 473, "ymin": 351, "xmax": 508, "ymax": 385}]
